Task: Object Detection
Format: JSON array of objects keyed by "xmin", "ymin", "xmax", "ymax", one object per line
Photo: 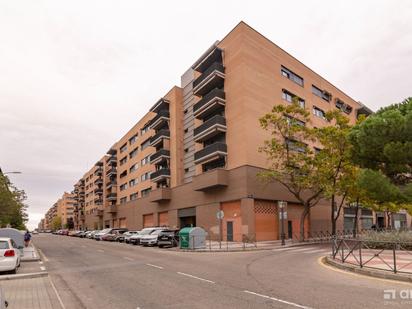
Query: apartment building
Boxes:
[
  {"xmin": 56, "ymin": 192, "xmax": 75, "ymax": 227},
  {"xmin": 44, "ymin": 21, "xmax": 393, "ymax": 238},
  {"xmin": 73, "ymin": 179, "xmax": 85, "ymax": 230}
]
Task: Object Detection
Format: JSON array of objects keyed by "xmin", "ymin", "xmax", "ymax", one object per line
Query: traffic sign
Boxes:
[{"xmin": 216, "ymin": 210, "xmax": 224, "ymax": 220}]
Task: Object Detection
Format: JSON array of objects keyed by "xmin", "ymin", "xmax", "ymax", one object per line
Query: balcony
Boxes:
[
  {"xmin": 149, "ymin": 110, "xmax": 170, "ymax": 131},
  {"xmin": 193, "ymin": 115, "xmax": 227, "ymax": 143},
  {"xmin": 150, "ymin": 98, "xmax": 170, "ymax": 114},
  {"xmin": 150, "ymin": 168, "xmax": 170, "ymax": 182},
  {"xmin": 94, "ymin": 178, "xmax": 103, "ymax": 185},
  {"xmin": 106, "ymin": 156, "xmax": 117, "ymax": 165},
  {"xmin": 150, "ymin": 129, "xmax": 170, "ymax": 147},
  {"xmin": 193, "ymin": 48, "xmax": 223, "ymax": 73},
  {"xmin": 150, "ymin": 149, "xmax": 170, "ymax": 165},
  {"xmin": 193, "ymin": 169, "xmax": 228, "ymax": 191},
  {"xmin": 94, "ymin": 187, "xmax": 103, "ymax": 194},
  {"xmin": 193, "ymin": 62, "xmax": 225, "ymax": 96},
  {"xmin": 106, "ymin": 181, "xmax": 117, "ymax": 189},
  {"xmin": 95, "ymin": 161, "xmax": 103, "ymax": 167},
  {"xmin": 107, "ymin": 148, "xmax": 117, "ymax": 155},
  {"xmin": 106, "ymin": 204, "xmax": 117, "ymax": 214},
  {"xmin": 106, "ymin": 168, "xmax": 117, "ymax": 177},
  {"xmin": 94, "ymin": 209, "xmax": 104, "ymax": 217},
  {"xmin": 193, "ymin": 88, "xmax": 226, "ymax": 119},
  {"xmin": 106, "ymin": 193, "xmax": 117, "ymax": 201},
  {"xmin": 94, "ymin": 167, "xmax": 103, "ymax": 176},
  {"xmin": 194, "ymin": 142, "xmax": 227, "ymax": 164},
  {"xmin": 149, "ymin": 188, "xmax": 171, "ymax": 203}
]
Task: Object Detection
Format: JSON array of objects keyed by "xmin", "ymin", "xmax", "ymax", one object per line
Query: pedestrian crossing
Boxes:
[{"xmin": 272, "ymin": 245, "xmax": 330, "ymax": 255}]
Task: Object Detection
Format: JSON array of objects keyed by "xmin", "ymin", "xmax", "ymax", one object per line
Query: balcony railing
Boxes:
[
  {"xmin": 193, "ymin": 62, "xmax": 225, "ymax": 96},
  {"xmin": 193, "ymin": 88, "xmax": 226, "ymax": 119},
  {"xmin": 106, "ymin": 168, "xmax": 117, "ymax": 177},
  {"xmin": 150, "ymin": 149, "xmax": 170, "ymax": 165},
  {"xmin": 94, "ymin": 187, "xmax": 103, "ymax": 194},
  {"xmin": 106, "ymin": 204, "xmax": 117, "ymax": 214},
  {"xmin": 94, "ymin": 167, "xmax": 103, "ymax": 176},
  {"xmin": 194, "ymin": 142, "xmax": 227, "ymax": 164},
  {"xmin": 193, "ymin": 115, "xmax": 227, "ymax": 143},
  {"xmin": 106, "ymin": 156, "xmax": 117, "ymax": 165},
  {"xmin": 106, "ymin": 193, "xmax": 117, "ymax": 201},
  {"xmin": 106, "ymin": 181, "xmax": 117, "ymax": 189},
  {"xmin": 149, "ymin": 110, "xmax": 170, "ymax": 130},
  {"xmin": 150, "ymin": 129, "xmax": 170, "ymax": 147},
  {"xmin": 150, "ymin": 168, "xmax": 170, "ymax": 182},
  {"xmin": 94, "ymin": 178, "xmax": 103, "ymax": 185}
]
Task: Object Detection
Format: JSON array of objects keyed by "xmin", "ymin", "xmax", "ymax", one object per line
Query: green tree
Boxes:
[
  {"xmin": 259, "ymin": 100, "xmax": 323, "ymax": 241},
  {"xmin": 51, "ymin": 217, "xmax": 62, "ymax": 231},
  {"xmin": 0, "ymin": 174, "xmax": 28, "ymax": 229},
  {"xmin": 349, "ymin": 97, "xmax": 412, "ymax": 224}
]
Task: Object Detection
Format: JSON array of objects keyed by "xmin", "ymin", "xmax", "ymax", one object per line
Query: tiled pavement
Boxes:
[{"xmin": 0, "ymin": 277, "xmax": 62, "ymax": 309}]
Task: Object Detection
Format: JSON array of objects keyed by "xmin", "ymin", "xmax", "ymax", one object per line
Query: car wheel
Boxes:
[
  {"xmin": 11, "ymin": 267, "xmax": 16, "ymax": 274},
  {"xmin": 159, "ymin": 245, "xmax": 163, "ymax": 248}
]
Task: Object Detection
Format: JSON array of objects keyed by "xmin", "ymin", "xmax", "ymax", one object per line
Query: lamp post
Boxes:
[{"xmin": 278, "ymin": 200, "xmax": 287, "ymax": 246}]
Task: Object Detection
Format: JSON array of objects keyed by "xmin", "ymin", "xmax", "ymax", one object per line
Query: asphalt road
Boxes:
[{"xmin": 34, "ymin": 234, "xmax": 411, "ymax": 309}]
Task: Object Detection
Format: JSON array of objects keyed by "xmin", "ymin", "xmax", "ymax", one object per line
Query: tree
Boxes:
[
  {"xmin": 259, "ymin": 100, "xmax": 323, "ymax": 241},
  {"xmin": 0, "ymin": 174, "xmax": 28, "ymax": 229},
  {"xmin": 349, "ymin": 97, "xmax": 412, "ymax": 224},
  {"xmin": 51, "ymin": 217, "xmax": 62, "ymax": 231}
]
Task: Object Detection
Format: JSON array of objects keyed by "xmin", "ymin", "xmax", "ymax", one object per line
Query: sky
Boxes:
[{"xmin": 0, "ymin": 0, "xmax": 411, "ymax": 230}]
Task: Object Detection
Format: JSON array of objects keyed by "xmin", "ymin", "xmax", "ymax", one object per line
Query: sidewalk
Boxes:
[
  {"xmin": 21, "ymin": 245, "xmax": 40, "ymax": 262},
  {"xmin": 0, "ymin": 276, "xmax": 62, "ymax": 309}
]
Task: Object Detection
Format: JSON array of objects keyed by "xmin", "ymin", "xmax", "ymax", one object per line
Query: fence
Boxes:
[
  {"xmin": 331, "ymin": 237, "xmax": 412, "ymax": 274},
  {"xmin": 180, "ymin": 233, "xmax": 258, "ymax": 251}
]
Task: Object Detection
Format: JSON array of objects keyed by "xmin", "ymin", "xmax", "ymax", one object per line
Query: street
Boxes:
[{"xmin": 33, "ymin": 234, "xmax": 410, "ymax": 309}]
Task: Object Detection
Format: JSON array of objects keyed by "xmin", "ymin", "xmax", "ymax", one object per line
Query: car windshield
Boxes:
[
  {"xmin": 100, "ymin": 229, "xmax": 111, "ymax": 233},
  {"xmin": 0, "ymin": 241, "xmax": 9, "ymax": 249},
  {"xmin": 150, "ymin": 230, "xmax": 164, "ymax": 235},
  {"xmin": 140, "ymin": 229, "xmax": 154, "ymax": 235}
]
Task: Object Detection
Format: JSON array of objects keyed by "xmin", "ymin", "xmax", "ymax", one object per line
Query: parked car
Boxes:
[
  {"xmin": 87, "ymin": 230, "xmax": 99, "ymax": 239},
  {"xmin": 122, "ymin": 231, "xmax": 139, "ymax": 243},
  {"xmin": 140, "ymin": 229, "xmax": 168, "ymax": 246},
  {"xmin": 59, "ymin": 230, "xmax": 69, "ymax": 236},
  {"xmin": 130, "ymin": 228, "xmax": 163, "ymax": 245},
  {"xmin": 95, "ymin": 228, "xmax": 128, "ymax": 241},
  {"xmin": 158, "ymin": 229, "xmax": 180, "ymax": 248},
  {"xmin": 68, "ymin": 230, "xmax": 79, "ymax": 237},
  {"xmin": 77, "ymin": 231, "xmax": 87, "ymax": 238},
  {"xmin": 0, "ymin": 237, "xmax": 21, "ymax": 274}
]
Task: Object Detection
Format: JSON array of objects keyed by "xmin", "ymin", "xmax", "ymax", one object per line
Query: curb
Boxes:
[
  {"xmin": 0, "ymin": 272, "xmax": 48, "ymax": 281},
  {"xmin": 322, "ymin": 256, "xmax": 412, "ymax": 283}
]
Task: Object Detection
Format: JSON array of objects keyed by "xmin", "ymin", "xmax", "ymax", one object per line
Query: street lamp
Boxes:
[{"xmin": 278, "ymin": 200, "xmax": 287, "ymax": 246}]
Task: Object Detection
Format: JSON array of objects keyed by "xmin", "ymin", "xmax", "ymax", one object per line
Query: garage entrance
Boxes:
[{"xmin": 178, "ymin": 207, "xmax": 196, "ymax": 228}]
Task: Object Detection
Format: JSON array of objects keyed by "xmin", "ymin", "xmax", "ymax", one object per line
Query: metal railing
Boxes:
[
  {"xmin": 179, "ymin": 233, "xmax": 257, "ymax": 251},
  {"xmin": 331, "ymin": 237, "xmax": 412, "ymax": 274}
]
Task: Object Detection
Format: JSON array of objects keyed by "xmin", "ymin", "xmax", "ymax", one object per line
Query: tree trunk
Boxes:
[
  {"xmin": 353, "ymin": 198, "xmax": 359, "ymax": 238},
  {"xmin": 299, "ymin": 205, "xmax": 310, "ymax": 241},
  {"xmin": 331, "ymin": 194, "xmax": 336, "ymax": 236}
]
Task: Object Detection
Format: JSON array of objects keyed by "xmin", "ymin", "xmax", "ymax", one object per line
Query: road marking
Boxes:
[
  {"xmin": 287, "ymin": 247, "xmax": 317, "ymax": 252},
  {"xmin": 37, "ymin": 248, "xmax": 49, "ymax": 262},
  {"xmin": 177, "ymin": 272, "xmax": 215, "ymax": 284},
  {"xmin": 146, "ymin": 263, "xmax": 163, "ymax": 269},
  {"xmin": 244, "ymin": 290, "xmax": 313, "ymax": 309},
  {"xmin": 48, "ymin": 276, "xmax": 66, "ymax": 309},
  {"xmin": 97, "ymin": 249, "xmax": 104, "ymax": 253},
  {"xmin": 272, "ymin": 247, "xmax": 298, "ymax": 252},
  {"xmin": 40, "ymin": 266, "xmax": 46, "ymax": 271},
  {"xmin": 39, "ymin": 261, "xmax": 43, "ymax": 264},
  {"xmin": 123, "ymin": 257, "xmax": 134, "ymax": 261}
]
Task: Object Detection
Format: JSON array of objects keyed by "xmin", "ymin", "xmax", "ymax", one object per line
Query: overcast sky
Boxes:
[{"xmin": 1, "ymin": 0, "xmax": 411, "ymax": 229}]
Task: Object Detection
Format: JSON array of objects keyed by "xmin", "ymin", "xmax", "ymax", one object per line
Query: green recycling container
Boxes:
[{"xmin": 179, "ymin": 227, "xmax": 192, "ymax": 249}]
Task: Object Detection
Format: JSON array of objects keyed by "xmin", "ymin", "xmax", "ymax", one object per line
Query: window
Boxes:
[
  {"xmin": 184, "ymin": 168, "xmax": 189, "ymax": 173},
  {"xmin": 285, "ymin": 139, "xmax": 306, "ymax": 153},
  {"xmin": 184, "ymin": 109, "xmax": 188, "ymax": 114},
  {"xmin": 120, "ymin": 197, "xmax": 127, "ymax": 204},
  {"xmin": 141, "ymin": 155, "xmax": 150, "ymax": 166},
  {"xmin": 120, "ymin": 143, "xmax": 127, "ymax": 153},
  {"xmin": 129, "ymin": 179, "xmax": 137, "ymax": 187},
  {"xmin": 141, "ymin": 188, "xmax": 151, "ymax": 197},
  {"xmin": 285, "ymin": 115, "xmax": 305, "ymax": 127},
  {"xmin": 129, "ymin": 134, "xmax": 138, "ymax": 145},
  {"xmin": 184, "ymin": 128, "xmax": 188, "ymax": 134},
  {"xmin": 120, "ymin": 183, "xmax": 128, "ymax": 191},
  {"xmin": 184, "ymin": 148, "xmax": 189, "ymax": 153},
  {"xmin": 141, "ymin": 124, "xmax": 150, "ymax": 135},
  {"xmin": 281, "ymin": 66, "xmax": 304, "ymax": 86},
  {"xmin": 141, "ymin": 172, "xmax": 150, "ymax": 182},
  {"xmin": 130, "ymin": 193, "xmax": 138, "ymax": 201},
  {"xmin": 313, "ymin": 106, "xmax": 327, "ymax": 119},
  {"xmin": 141, "ymin": 139, "xmax": 151, "ymax": 151},
  {"xmin": 129, "ymin": 148, "xmax": 138, "ymax": 159},
  {"xmin": 130, "ymin": 164, "xmax": 138, "ymax": 173},
  {"xmin": 312, "ymin": 85, "xmax": 331, "ymax": 102},
  {"xmin": 335, "ymin": 99, "xmax": 353, "ymax": 114},
  {"xmin": 119, "ymin": 170, "xmax": 127, "ymax": 179},
  {"xmin": 281, "ymin": 89, "xmax": 305, "ymax": 108},
  {"xmin": 119, "ymin": 156, "xmax": 127, "ymax": 166}
]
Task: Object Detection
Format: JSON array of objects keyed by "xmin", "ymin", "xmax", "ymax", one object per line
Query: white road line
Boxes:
[
  {"xmin": 177, "ymin": 272, "xmax": 215, "ymax": 284},
  {"xmin": 49, "ymin": 276, "xmax": 66, "ymax": 309},
  {"xmin": 287, "ymin": 247, "xmax": 317, "ymax": 252},
  {"xmin": 145, "ymin": 263, "xmax": 163, "ymax": 269},
  {"xmin": 37, "ymin": 248, "xmax": 49, "ymax": 262},
  {"xmin": 123, "ymin": 257, "xmax": 134, "ymax": 261},
  {"xmin": 39, "ymin": 261, "xmax": 43, "ymax": 264},
  {"xmin": 244, "ymin": 290, "xmax": 313, "ymax": 309},
  {"xmin": 40, "ymin": 266, "xmax": 46, "ymax": 271}
]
